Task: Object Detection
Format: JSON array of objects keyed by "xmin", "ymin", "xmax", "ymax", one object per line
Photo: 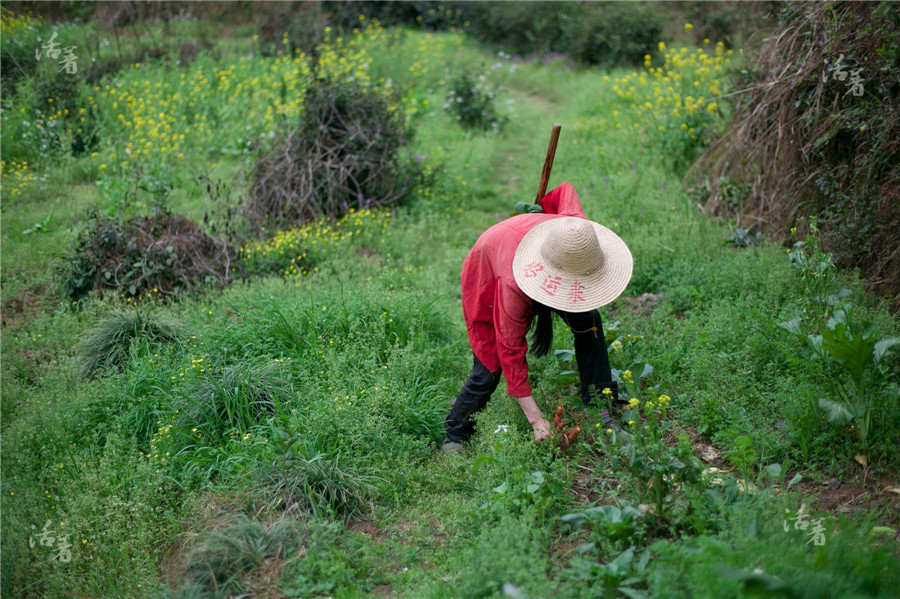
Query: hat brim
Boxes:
[{"xmin": 513, "ymin": 219, "xmax": 633, "ymax": 312}]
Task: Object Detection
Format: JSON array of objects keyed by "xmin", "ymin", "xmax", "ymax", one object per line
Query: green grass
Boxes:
[{"xmin": 2, "ymin": 13, "xmax": 898, "ymax": 599}]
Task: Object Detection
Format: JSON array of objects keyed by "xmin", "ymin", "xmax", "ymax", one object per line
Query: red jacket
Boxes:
[{"xmin": 461, "ymin": 182, "xmax": 588, "ymax": 397}]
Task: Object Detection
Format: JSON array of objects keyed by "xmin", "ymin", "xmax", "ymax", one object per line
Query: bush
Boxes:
[
  {"xmin": 444, "ymin": 73, "xmax": 508, "ymax": 131},
  {"xmin": 0, "ymin": 9, "xmax": 42, "ymax": 99},
  {"xmin": 55, "ymin": 209, "xmax": 238, "ymax": 304},
  {"xmin": 248, "ymin": 77, "xmax": 419, "ymax": 231},
  {"xmin": 562, "ymin": 2, "xmax": 664, "ymax": 68},
  {"xmin": 78, "ymin": 309, "xmax": 180, "ymax": 379},
  {"xmin": 686, "ymin": 1, "xmax": 900, "ymax": 308},
  {"xmin": 462, "ymin": 1, "xmax": 662, "ymax": 67}
]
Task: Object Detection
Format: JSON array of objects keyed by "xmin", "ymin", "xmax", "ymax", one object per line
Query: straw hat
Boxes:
[{"xmin": 512, "ymin": 217, "xmax": 633, "ymax": 312}]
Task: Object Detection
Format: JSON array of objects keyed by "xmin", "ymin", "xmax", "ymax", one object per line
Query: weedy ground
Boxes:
[{"xmin": 2, "ymin": 12, "xmax": 899, "ymax": 599}]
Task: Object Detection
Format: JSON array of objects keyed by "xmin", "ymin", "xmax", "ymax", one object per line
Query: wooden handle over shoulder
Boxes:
[{"xmin": 535, "ymin": 123, "xmax": 562, "ymax": 204}]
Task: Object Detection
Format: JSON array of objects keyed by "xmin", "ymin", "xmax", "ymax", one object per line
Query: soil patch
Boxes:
[
  {"xmin": 569, "ymin": 459, "xmax": 619, "ymax": 506},
  {"xmin": 796, "ymin": 472, "xmax": 900, "ymax": 527},
  {"xmin": 1, "ymin": 284, "xmax": 47, "ymax": 328},
  {"xmin": 609, "ymin": 292, "xmax": 662, "ymax": 320}
]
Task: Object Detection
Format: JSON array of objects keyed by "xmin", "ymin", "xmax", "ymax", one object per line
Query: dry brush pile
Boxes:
[
  {"xmin": 248, "ymin": 77, "xmax": 420, "ymax": 232},
  {"xmin": 686, "ymin": 1, "xmax": 900, "ymax": 307},
  {"xmin": 56, "ymin": 210, "xmax": 238, "ymax": 304}
]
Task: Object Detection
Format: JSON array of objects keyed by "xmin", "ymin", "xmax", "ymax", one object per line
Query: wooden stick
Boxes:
[{"xmin": 535, "ymin": 123, "xmax": 562, "ymax": 204}]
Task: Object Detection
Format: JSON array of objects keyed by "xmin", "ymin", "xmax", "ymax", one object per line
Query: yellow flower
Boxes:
[
  {"xmin": 628, "ymin": 398, "xmax": 640, "ymax": 408},
  {"xmin": 684, "ymin": 23, "xmax": 693, "ymax": 31},
  {"xmin": 658, "ymin": 41, "xmax": 666, "ymax": 52}
]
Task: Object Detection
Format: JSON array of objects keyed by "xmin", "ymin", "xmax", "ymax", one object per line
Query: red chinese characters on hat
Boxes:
[
  {"xmin": 540, "ymin": 274, "xmax": 563, "ymax": 296},
  {"xmin": 523, "ymin": 260, "xmax": 544, "ymax": 278},
  {"xmin": 568, "ymin": 280, "xmax": 586, "ymax": 304}
]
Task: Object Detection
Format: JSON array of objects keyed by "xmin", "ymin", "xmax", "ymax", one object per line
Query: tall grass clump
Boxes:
[
  {"xmin": 254, "ymin": 432, "xmax": 377, "ymax": 518},
  {"xmin": 177, "ymin": 361, "xmax": 291, "ymax": 445},
  {"xmin": 177, "ymin": 515, "xmax": 297, "ymax": 598},
  {"xmin": 78, "ymin": 309, "xmax": 180, "ymax": 378}
]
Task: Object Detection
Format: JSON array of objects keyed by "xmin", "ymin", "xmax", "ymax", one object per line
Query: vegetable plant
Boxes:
[{"xmin": 778, "ymin": 304, "xmax": 899, "ymax": 448}]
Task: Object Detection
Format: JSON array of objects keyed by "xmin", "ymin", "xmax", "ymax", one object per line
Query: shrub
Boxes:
[
  {"xmin": 607, "ymin": 40, "xmax": 734, "ymax": 173},
  {"xmin": 248, "ymin": 77, "xmax": 419, "ymax": 231},
  {"xmin": 686, "ymin": 1, "xmax": 900, "ymax": 308},
  {"xmin": 55, "ymin": 209, "xmax": 238, "ymax": 304},
  {"xmin": 444, "ymin": 73, "xmax": 508, "ymax": 131},
  {"xmin": 0, "ymin": 9, "xmax": 42, "ymax": 99},
  {"xmin": 78, "ymin": 309, "xmax": 180, "ymax": 379},
  {"xmin": 561, "ymin": 2, "xmax": 664, "ymax": 68},
  {"xmin": 462, "ymin": 2, "xmax": 662, "ymax": 67}
]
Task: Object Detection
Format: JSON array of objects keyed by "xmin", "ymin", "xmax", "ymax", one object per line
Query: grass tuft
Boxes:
[{"xmin": 78, "ymin": 309, "xmax": 180, "ymax": 379}]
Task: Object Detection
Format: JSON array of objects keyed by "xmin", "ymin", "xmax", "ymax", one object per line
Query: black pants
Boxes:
[{"xmin": 444, "ymin": 309, "xmax": 618, "ymax": 442}]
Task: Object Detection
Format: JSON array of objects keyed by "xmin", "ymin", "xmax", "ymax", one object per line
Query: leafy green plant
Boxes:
[
  {"xmin": 561, "ymin": 502, "xmax": 645, "ymax": 554},
  {"xmin": 786, "ymin": 217, "xmax": 850, "ymax": 332},
  {"xmin": 457, "ymin": 514, "xmax": 555, "ymax": 599},
  {"xmin": 612, "ymin": 362, "xmax": 655, "ymax": 402},
  {"xmin": 484, "ymin": 468, "xmax": 563, "ymax": 519},
  {"xmin": 778, "ymin": 304, "xmax": 899, "ymax": 447},
  {"xmin": 511, "ymin": 201, "xmax": 544, "ymax": 216},
  {"xmin": 726, "ymin": 222, "xmax": 762, "ymax": 247},
  {"xmin": 724, "ymin": 433, "xmax": 758, "ymax": 482},
  {"xmin": 566, "ymin": 546, "xmax": 650, "ymax": 599},
  {"xmin": 280, "ymin": 519, "xmax": 375, "ymax": 598},
  {"xmin": 473, "ymin": 434, "xmax": 565, "ymax": 521},
  {"xmin": 608, "ymin": 393, "xmax": 705, "ymax": 523}
]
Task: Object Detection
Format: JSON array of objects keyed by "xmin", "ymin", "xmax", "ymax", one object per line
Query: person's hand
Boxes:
[{"xmin": 532, "ymin": 417, "xmax": 552, "ymax": 442}]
